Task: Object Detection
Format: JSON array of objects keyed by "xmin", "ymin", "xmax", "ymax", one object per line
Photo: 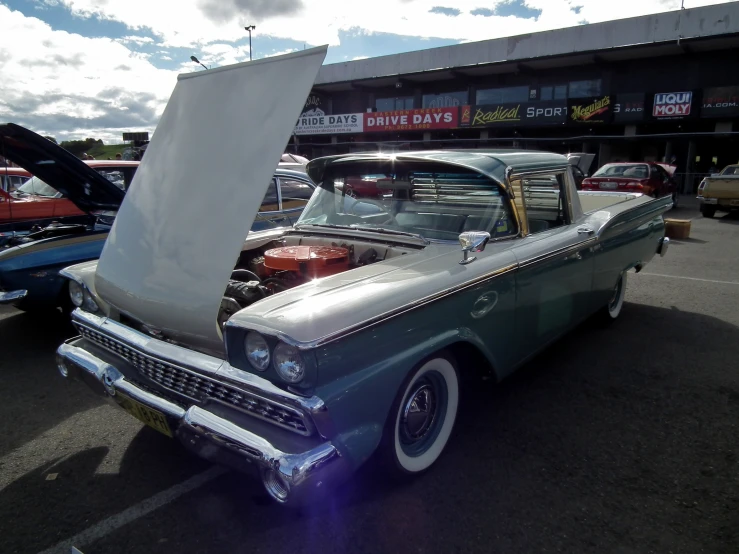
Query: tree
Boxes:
[{"xmin": 59, "ymin": 138, "xmax": 104, "ymax": 157}]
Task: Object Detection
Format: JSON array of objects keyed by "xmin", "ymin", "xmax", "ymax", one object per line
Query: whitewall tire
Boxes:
[
  {"xmin": 383, "ymin": 354, "xmax": 460, "ymax": 475},
  {"xmin": 606, "ymin": 271, "xmax": 627, "ymax": 320}
]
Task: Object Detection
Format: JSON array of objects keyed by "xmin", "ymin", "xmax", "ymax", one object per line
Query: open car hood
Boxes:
[
  {"xmin": 0, "ymin": 123, "xmax": 125, "ymax": 212},
  {"xmin": 94, "ymin": 46, "xmax": 327, "ymax": 355}
]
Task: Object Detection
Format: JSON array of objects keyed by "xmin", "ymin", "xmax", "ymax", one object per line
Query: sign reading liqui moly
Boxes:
[{"xmin": 653, "ymin": 91, "xmax": 693, "ymax": 118}]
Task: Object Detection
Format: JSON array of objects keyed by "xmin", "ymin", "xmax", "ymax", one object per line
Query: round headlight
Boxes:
[
  {"xmin": 82, "ymin": 289, "xmax": 99, "ymax": 313},
  {"xmin": 245, "ymin": 332, "xmax": 270, "ymax": 371},
  {"xmin": 273, "ymin": 342, "xmax": 305, "ymax": 383},
  {"xmin": 69, "ymin": 280, "xmax": 84, "ymax": 307}
]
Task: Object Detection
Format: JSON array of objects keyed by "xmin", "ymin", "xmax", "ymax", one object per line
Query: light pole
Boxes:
[
  {"xmin": 190, "ymin": 55, "xmax": 208, "ymax": 70},
  {"xmin": 245, "ymin": 25, "xmax": 255, "ymax": 61}
]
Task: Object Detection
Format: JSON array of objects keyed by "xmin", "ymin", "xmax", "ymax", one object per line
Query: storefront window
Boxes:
[
  {"xmin": 568, "ymin": 80, "xmax": 602, "ymax": 98},
  {"xmin": 476, "ymin": 86, "xmax": 529, "ymax": 105},
  {"xmin": 422, "ymin": 91, "xmax": 468, "ymax": 108},
  {"xmin": 540, "ymin": 85, "xmax": 567, "ymax": 101},
  {"xmin": 376, "ymin": 97, "xmax": 414, "ymax": 111}
]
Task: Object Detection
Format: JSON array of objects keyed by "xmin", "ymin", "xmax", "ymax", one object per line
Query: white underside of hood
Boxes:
[{"xmin": 94, "ymin": 46, "xmax": 327, "ymax": 354}]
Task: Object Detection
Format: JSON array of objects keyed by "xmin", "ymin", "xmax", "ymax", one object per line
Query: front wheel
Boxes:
[{"xmin": 381, "ymin": 353, "xmax": 460, "ymax": 476}]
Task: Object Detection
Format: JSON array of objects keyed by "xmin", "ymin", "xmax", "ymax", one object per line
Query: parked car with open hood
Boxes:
[
  {"xmin": 0, "ymin": 123, "xmax": 316, "ymax": 312},
  {"xmin": 697, "ymin": 164, "xmax": 739, "ymax": 218},
  {"xmin": 54, "ymin": 47, "xmax": 672, "ymax": 506}
]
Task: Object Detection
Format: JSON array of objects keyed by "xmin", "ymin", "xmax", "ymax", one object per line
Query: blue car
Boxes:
[{"xmin": 0, "ymin": 123, "xmax": 315, "ymax": 313}]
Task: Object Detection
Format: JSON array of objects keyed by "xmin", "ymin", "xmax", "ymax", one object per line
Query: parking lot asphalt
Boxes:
[{"xmin": 2, "ymin": 198, "xmax": 739, "ymax": 554}]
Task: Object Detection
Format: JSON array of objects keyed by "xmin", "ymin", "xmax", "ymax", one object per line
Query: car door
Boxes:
[
  {"xmin": 510, "ymin": 169, "xmax": 595, "ymax": 365},
  {"xmin": 277, "ymin": 175, "xmax": 315, "ymax": 224},
  {"xmin": 251, "ymin": 178, "xmax": 290, "ymax": 231}
]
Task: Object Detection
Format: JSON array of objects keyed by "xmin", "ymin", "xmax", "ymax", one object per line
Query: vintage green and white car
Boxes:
[{"xmin": 55, "ymin": 47, "xmax": 672, "ymax": 505}]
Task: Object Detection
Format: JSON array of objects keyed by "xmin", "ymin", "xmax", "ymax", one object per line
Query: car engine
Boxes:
[{"xmin": 218, "ymin": 243, "xmax": 381, "ymax": 327}]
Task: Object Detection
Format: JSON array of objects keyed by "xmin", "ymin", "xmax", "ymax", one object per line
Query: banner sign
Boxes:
[
  {"xmin": 461, "ymin": 101, "xmax": 568, "ymax": 127},
  {"xmin": 652, "ymin": 91, "xmax": 694, "ymax": 119},
  {"xmin": 613, "ymin": 93, "xmax": 645, "ymax": 122},
  {"xmin": 701, "ymin": 86, "xmax": 739, "ymax": 118},
  {"xmin": 364, "ymin": 107, "xmax": 458, "ymax": 132},
  {"xmin": 301, "ymin": 93, "xmax": 328, "ymax": 116},
  {"xmin": 294, "ymin": 113, "xmax": 363, "ymax": 135},
  {"xmin": 567, "ymin": 96, "xmax": 612, "ymax": 124}
]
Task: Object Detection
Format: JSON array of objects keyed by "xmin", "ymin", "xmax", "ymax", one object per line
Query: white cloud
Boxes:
[
  {"xmin": 50, "ymin": 0, "xmax": 731, "ymax": 48},
  {"xmin": 0, "ymin": 5, "xmax": 177, "ymax": 142},
  {"xmin": 118, "ymin": 35, "xmax": 155, "ymax": 45},
  {"xmin": 352, "ymin": 55, "xmax": 369, "ymax": 60}
]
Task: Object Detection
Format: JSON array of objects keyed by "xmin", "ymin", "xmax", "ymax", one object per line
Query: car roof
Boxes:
[
  {"xmin": 274, "ymin": 167, "xmax": 311, "ymax": 180},
  {"xmin": 0, "ymin": 167, "xmax": 31, "ymax": 175},
  {"xmin": 306, "ymin": 149, "xmax": 569, "ymax": 186}
]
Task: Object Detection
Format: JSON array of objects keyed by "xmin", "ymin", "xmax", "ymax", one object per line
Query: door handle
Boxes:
[{"xmin": 577, "ymin": 226, "xmax": 594, "ymax": 235}]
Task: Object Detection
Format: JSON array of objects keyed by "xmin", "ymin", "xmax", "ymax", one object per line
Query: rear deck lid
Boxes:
[{"xmin": 94, "ymin": 47, "xmax": 327, "ymax": 354}]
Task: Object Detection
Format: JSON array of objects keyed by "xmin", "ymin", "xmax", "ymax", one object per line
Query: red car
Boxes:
[
  {"xmin": 0, "ymin": 161, "xmax": 139, "ymax": 226},
  {"xmin": 582, "ymin": 162, "xmax": 678, "ymax": 207},
  {"xmin": 0, "ymin": 167, "xmax": 31, "ymax": 193}
]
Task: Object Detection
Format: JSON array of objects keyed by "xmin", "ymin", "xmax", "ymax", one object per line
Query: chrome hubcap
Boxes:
[{"xmin": 402, "ymin": 384, "xmax": 437, "ymax": 441}]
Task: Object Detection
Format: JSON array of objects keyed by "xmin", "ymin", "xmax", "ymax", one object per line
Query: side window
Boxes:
[
  {"xmin": 260, "ymin": 179, "xmax": 279, "ymax": 212},
  {"xmin": 511, "ymin": 172, "xmax": 569, "ymax": 235},
  {"xmin": 279, "ymin": 178, "xmax": 313, "ymax": 211},
  {"xmin": 96, "ymin": 169, "xmax": 126, "ymax": 191}
]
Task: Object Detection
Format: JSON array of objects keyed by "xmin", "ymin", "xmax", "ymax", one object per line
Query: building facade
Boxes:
[{"xmin": 289, "ymin": 2, "xmax": 739, "ymax": 192}]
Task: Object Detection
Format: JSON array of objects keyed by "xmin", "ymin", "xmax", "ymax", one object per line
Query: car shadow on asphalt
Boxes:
[
  {"xmin": 716, "ymin": 212, "xmax": 739, "ymax": 225},
  {"xmin": 5, "ymin": 301, "xmax": 739, "ymax": 554},
  {"xmin": 0, "ymin": 427, "xmax": 211, "ymax": 554}
]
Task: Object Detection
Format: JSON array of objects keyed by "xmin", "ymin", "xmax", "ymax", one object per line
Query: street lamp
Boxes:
[
  {"xmin": 190, "ymin": 55, "xmax": 208, "ymax": 70},
  {"xmin": 245, "ymin": 25, "xmax": 255, "ymax": 61}
]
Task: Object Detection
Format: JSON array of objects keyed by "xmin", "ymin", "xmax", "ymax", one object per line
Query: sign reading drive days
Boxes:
[
  {"xmin": 294, "ymin": 113, "xmax": 364, "ymax": 135},
  {"xmin": 653, "ymin": 91, "xmax": 693, "ymax": 118}
]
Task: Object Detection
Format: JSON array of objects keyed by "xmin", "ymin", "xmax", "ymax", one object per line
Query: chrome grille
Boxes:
[{"xmin": 76, "ymin": 325, "xmax": 311, "ymax": 436}]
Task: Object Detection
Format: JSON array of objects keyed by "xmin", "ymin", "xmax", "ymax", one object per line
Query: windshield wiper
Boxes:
[
  {"xmin": 349, "ymin": 225, "xmax": 428, "ymax": 243},
  {"xmin": 294, "ymin": 223, "xmax": 354, "ymax": 230}
]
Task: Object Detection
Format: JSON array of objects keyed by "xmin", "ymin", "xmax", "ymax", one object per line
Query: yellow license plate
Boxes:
[{"xmin": 116, "ymin": 391, "xmax": 173, "ymax": 437}]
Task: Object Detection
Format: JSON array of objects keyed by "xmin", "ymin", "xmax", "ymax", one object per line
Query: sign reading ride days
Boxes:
[{"xmin": 294, "ymin": 113, "xmax": 364, "ymax": 135}]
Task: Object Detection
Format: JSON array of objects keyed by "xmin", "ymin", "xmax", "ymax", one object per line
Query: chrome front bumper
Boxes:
[
  {"xmin": 56, "ymin": 325, "xmax": 350, "ymax": 505},
  {"xmin": 0, "ymin": 289, "xmax": 27, "ymax": 305}
]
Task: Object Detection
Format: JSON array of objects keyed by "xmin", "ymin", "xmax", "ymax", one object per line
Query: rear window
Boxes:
[{"xmin": 593, "ymin": 164, "xmax": 649, "ymax": 179}]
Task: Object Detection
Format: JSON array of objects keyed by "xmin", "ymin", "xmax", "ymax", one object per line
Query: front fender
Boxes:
[{"xmin": 314, "ymin": 318, "xmax": 506, "ymax": 470}]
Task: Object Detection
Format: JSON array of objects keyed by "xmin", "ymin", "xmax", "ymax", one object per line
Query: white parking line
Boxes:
[
  {"xmin": 639, "ymin": 273, "xmax": 739, "ymax": 286},
  {"xmin": 38, "ymin": 466, "xmax": 226, "ymax": 554}
]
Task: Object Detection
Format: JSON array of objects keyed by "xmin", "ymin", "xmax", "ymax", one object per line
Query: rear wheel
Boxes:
[
  {"xmin": 701, "ymin": 204, "xmax": 716, "ymax": 218},
  {"xmin": 380, "ymin": 353, "xmax": 460, "ymax": 477},
  {"xmin": 597, "ymin": 272, "xmax": 627, "ymax": 324}
]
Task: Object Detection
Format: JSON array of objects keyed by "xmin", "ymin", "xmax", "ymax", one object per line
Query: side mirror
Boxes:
[{"xmin": 459, "ymin": 231, "xmax": 490, "ymax": 265}]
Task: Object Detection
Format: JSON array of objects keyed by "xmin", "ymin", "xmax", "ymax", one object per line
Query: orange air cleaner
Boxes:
[{"xmin": 263, "ymin": 246, "xmax": 350, "ymax": 279}]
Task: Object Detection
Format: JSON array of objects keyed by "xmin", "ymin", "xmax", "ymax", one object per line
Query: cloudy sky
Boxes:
[{"xmin": 0, "ymin": 0, "xmax": 732, "ymax": 142}]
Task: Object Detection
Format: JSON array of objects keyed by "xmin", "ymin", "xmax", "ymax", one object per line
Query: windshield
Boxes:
[
  {"xmin": 297, "ymin": 165, "xmax": 516, "ymax": 242},
  {"xmin": 720, "ymin": 165, "xmax": 739, "ymax": 176},
  {"xmin": 15, "ymin": 176, "xmax": 59, "ymax": 197},
  {"xmin": 592, "ymin": 164, "xmax": 649, "ymax": 179}
]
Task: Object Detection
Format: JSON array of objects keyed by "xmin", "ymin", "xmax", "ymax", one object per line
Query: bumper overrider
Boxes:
[{"xmin": 56, "ymin": 309, "xmax": 350, "ymax": 505}]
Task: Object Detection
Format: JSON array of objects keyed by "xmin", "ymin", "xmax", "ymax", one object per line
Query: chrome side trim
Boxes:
[
  {"xmin": 518, "ymin": 238, "xmax": 597, "ymax": 269},
  {"xmin": 0, "ymin": 289, "xmax": 27, "ymax": 304},
  {"xmin": 237, "ymin": 262, "xmax": 519, "ymax": 350}
]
